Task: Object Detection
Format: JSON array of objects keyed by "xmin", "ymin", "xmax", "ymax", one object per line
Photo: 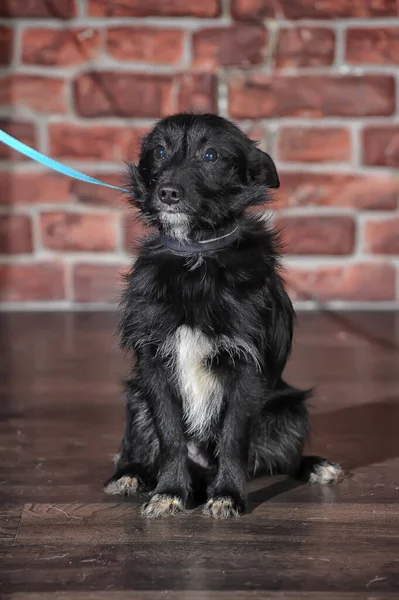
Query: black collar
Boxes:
[{"xmin": 160, "ymin": 223, "xmax": 240, "ymax": 255}]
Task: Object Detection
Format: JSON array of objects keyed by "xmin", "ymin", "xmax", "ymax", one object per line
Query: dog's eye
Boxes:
[
  {"xmin": 203, "ymin": 148, "xmax": 218, "ymax": 163},
  {"xmin": 153, "ymin": 146, "xmax": 166, "ymax": 159}
]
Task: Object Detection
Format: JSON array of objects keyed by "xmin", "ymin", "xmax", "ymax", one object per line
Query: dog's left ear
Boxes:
[{"xmin": 248, "ymin": 146, "xmax": 280, "ymax": 189}]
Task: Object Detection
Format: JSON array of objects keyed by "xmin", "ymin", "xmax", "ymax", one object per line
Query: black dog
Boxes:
[{"xmin": 105, "ymin": 113, "xmax": 343, "ymax": 518}]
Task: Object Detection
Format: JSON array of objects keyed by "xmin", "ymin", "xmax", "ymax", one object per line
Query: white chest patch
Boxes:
[
  {"xmin": 159, "ymin": 326, "xmax": 261, "ymax": 439},
  {"xmin": 176, "ymin": 326, "xmax": 224, "ymax": 438},
  {"xmin": 160, "ymin": 326, "xmax": 223, "ymax": 438}
]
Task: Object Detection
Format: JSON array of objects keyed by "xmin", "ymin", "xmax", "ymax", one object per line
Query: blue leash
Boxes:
[{"xmin": 0, "ymin": 129, "xmax": 129, "ymax": 193}]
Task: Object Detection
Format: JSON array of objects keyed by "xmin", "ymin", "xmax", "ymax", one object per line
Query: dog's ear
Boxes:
[
  {"xmin": 125, "ymin": 163, "xmax": 146, "ymax": 208},
  {"xmin": 248, "ymin": 146, "xmax": 280, "ymax": 189}
]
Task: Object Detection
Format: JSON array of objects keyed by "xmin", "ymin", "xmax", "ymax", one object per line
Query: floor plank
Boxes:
[
  {"xmin": 15, "ymin": 502, "xmax": 399, "ymax": 544},
  {"xmin": 10, "ymin": 594, "xmax": 399, "ymax": 600},
  {"xmin": 0, "ymin": 312, "xmax": 398, "ymax": 596},
  {"xmin": 2, "ymin": 541, "xmax": 398, "ymax": 593},
  {"xmin": 0, "ymin": 506, "xmax": 23, "ymax": 544}
]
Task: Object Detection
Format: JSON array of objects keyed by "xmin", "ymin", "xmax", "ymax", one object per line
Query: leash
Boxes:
[
  {"xmin": 0, "ymin": 129, "xmax": 129, "ymax": 193},
  {"xmin": 0, "ymin": 130, "xmax": 396, "ymax": 349}
]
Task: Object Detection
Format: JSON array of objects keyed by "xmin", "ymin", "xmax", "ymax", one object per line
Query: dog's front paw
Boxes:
[
  {"xmin": 203, "ymin": 496, "xmax": 243, "ymax": 519},
  {"xmin": 104, "ymin": 475, "xmax": 139, "ymax": 496},
  {"xmin": 141, "ymin": 493, "xmax": 185, "ymax": 518}
]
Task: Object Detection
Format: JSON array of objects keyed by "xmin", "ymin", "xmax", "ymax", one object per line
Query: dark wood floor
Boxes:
[{"xmin": 0, "ymin": 312, "xmax": 399, "ymax": 599}]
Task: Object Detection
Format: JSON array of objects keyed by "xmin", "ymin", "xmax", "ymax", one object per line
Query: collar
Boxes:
[{"xmin": 160, "ymin": 223, "xmax": 240, "ymax": 255}]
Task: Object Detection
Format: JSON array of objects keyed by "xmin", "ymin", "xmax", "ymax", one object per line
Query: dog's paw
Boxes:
[
  {"xmin": 309, "ymin": 460, "xmax": 345, "ymax": 485},
  {"xmin": 141, "ymin": 494, "xmax": 185, "ymax": 518},
  {"xmin": 203, "ymin": 496, "xmax": 242, "ymax": 519},
  {"xmin": 104, "ymin": 475, "xmax": 139, "ymax": 496}
]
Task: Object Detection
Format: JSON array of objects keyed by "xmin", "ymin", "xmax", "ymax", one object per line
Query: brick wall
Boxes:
[{"xmin": 1, "ymin": 0, "xmax": 398, "ymax": 309}]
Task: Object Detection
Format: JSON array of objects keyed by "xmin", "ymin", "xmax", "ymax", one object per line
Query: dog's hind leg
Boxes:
[
  {"xmin": 249, "ymin": 380, "xmax": 344, "ymax": 484},
  {"xmin": 104, "ymin": 378, "xmax": 159, "ymax": 496}
]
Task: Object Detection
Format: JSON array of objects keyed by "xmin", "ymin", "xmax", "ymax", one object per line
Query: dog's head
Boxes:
[{"xmin": 127, "ymin": 113, "xmax": 279, "ymax": 238}]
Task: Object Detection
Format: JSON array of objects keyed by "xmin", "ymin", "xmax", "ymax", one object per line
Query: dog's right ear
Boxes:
[{"xmin": 248, "ymin": 146, "xmax": 280, "ymax": 189}]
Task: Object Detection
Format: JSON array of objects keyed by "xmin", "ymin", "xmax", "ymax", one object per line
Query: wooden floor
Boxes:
[{"xmin": 0, "ymin": 312, "xmax": 399, "ymax": 599}]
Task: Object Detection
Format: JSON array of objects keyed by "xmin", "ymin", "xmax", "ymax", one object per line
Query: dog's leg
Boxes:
[
  {"xmin": 105, "ymin": 378, "xmax": 159, "ymax": 496},
  {"xmin": 248, "ymin": 382, "xmax": 308, "ymax": 479},
  {"xmin": 203, "ymin": 400, "xmax": 249, "ymax": 518},
  {"xmin": 248, "ymin": 382, "xmax": 344, "ymax": 484},
  {"xmin": 141, "ymin": 365, "xmax": 191, "ymax": 518},
  {"xmin": 203, "ymin": 365, "xmax": 260, "ymax": 519}
]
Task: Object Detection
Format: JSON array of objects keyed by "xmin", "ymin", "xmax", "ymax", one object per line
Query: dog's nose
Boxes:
[{"xmin": 157, "ymin": 184, "xmax": 183, "ymax": 205}]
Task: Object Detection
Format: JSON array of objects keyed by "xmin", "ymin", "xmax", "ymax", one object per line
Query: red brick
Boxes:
[
  {"xmin": 346, "ymin": 27, "xmax": 399, "ymax": 65},
  {"xmin": 364, "ymin": 218, "xmax": 399, "ymax": 255},
  {"xmin": 0, "ymin": 120, "xmax": 37, "ymax": 161},
  {"xmin": 231, "ymin": 0, "xmax": 275, "ymax": 20},
  {"xmin": 275, "ymin": 173, "xmax": 398, "ymax": 211},
  {"xmin": 274, "ymin": 27, "xmax": 335, "ymax": 68},
  {"xmin": 232, "ymin": 0, "xmax": 397, "ymax": 20},
  {"xmin": 40, "ymin": 212, "xmax": 118, "ymax": 252},
  {"xmin": 49, "ymin": 124, "xmax": 146, "ymax": 162},
  {"xmin": 73, "ymin": 263, "xmax": 127, "ymax": 303},
  {"xmin": 74, "ymin": 72, "xmax": 174, "ymax": 118},
  {"xmin": 124, "ymin": 211, "xmax": 152, "ymax": 253},
  {"xmin": 0, "ymin": 262, "xmax": 65, "ymax": 302},
  {"xmin": 178, "ymin": 74, "xmax": 217, "ymax": 113},
  {"xmin": 0, "ymin": 0, "xmax": 75, "ymax": 18},
  {"xmin": 193, "ymin": 26, "xmax": 267, "ymax": 70},
  {"xmin": 228, "ymin": 75, "xmax": 395, "ymax": 119},
  {"xmin": 241, "ymin": 123, "xmax": 269, "ymax": 152},
  {"xmin": 287, "ymin": 0, "xmax": 397, "ymax": 18},
  {"xmin": 0, "ymin": 172, "xmax": 71, "ymax": 206},
  {"xmin": 277, "ymin": 127, "xmax": 351, "ymax": 163},
  {"xmin": 0, "ymin": 26, "xmax": 13, "ymax": 66},
  {"xmin": 1, "ymin": 75, "xmax": 67, "ymax": 114},
  {"xmin": 362, "ymin": 126, "xmax": 399, "ymax": 168},
  {"xmin": 286, "ymin": 263, "xmax": 395, "ymax": 302},
  {"xmin": 88, "ymin": 0, "xmax": 221, "ymax": 17},
  {"xmin": 278, "ymin": 216, "xmax": 355, "ymax": 256},
  {"xmin": 0, "ymin": 215, "xmax": 33, "ymax": 254},
  {"xmin": 107, "ymin": 28, "xmax": 184, "ymax": 65},
  {"xmin": 22, "ymin": 28, "xmax": 101, "ymax": 66},
  {"xmin": 72, "ymin": 174, "xmax": 128, "ymax": 208}
]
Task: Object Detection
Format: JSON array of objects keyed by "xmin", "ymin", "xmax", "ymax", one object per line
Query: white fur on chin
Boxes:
[{"xmin": 160, "ymin": 211, "xmax": 190, "ymax": 242}]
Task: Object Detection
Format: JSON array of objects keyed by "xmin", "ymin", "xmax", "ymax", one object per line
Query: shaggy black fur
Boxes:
[{"xmin": 105, "ymin": 113, "xmax": 343, "ymax": 519}]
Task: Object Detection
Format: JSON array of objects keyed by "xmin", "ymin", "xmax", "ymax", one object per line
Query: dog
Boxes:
[{"xmin": 105, "ymin": 113, "xmax": 344, "ymax": 518}]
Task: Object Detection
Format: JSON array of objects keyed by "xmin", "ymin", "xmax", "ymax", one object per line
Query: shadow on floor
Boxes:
[{"xmin": 248, "ymin": 399, "xmax": 399, "ymax": 509}]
